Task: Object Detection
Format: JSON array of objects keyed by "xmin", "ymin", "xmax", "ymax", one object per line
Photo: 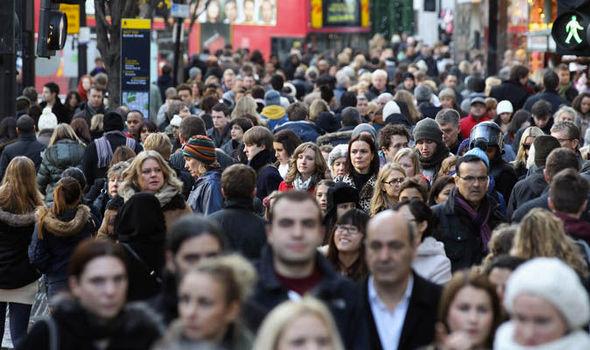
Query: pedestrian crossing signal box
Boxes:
[
  {"xmin": 37, "ymin": 0, "xmax": 79, "ymax": 58},
  {"xmin": 552, "ymin": 1, "xmax": 590, "ymax": 57}
]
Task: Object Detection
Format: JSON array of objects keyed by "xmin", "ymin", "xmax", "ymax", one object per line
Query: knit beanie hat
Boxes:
[
  {"xmin": 414, "ymin": 84, "xmax": 433, "ymax": 103},
  {"xmin": 182, "ymin": 135, "xmax": 217, "ymax": 165},
  {"xmin": 264, "ymin": 89, "xmax": 281, "ymax": 106},
  {"xmin": 103, "ymin": 111, "xmax": 125, "ymax": 132},
  {"xmin": 352, "ymin": 123, "xmax": 377, "ymax": 141},
  {"xmin": 496, "ymin": 100, "xmax": 513, "ymax": 115},
  {"xmin": 383, "ymin": 100, "xmax": 401, "ymax": 120},
  {"xmin": 38, "ymin": 107, "xmax": 58, "ymax": 130},
  {"xmin": 533, "ymin": 135, "xmax": 561, "ymax": 167},
  {"xmin": 504, "ymin": 257, "xmax": 590, "ymax": 329},
  {"xmin": 464, "ymin": 147, "xmax": 490, "ymax": 168},
  {"xmin": 413, "ymin": 118, "xmax": 442, "ymax": 144}
]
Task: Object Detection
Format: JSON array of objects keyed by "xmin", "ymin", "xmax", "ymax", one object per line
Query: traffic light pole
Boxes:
[
  {"xmin": 173, "ymin": 16, "xmax": 182, "ymax": 85},
  {"xmin": 0, "ymin": 0, "xmax": 16, "ymax": 119},
  {"xmin": 78, "ymin": 2, "xmax": 87, "ymax": 77},
  {"xmin": 487, "ymin": 0, "xmax": 498, "ymax": 76},
  {"xmin": 20, "ymin": 0, "xmax": 36, "ymax": 89}
]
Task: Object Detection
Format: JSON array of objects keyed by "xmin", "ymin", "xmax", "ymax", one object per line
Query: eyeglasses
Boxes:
[
  {"xmin": 458, "ymin": 175, "xmax": 488, "ymax": 184},
  {"xmin": 383, "ymin": 178, "xmax": 405, "ymax": 185},
  {"xmin": 335, "ymin": 225, "xmax": 361, "ymax": 235}
]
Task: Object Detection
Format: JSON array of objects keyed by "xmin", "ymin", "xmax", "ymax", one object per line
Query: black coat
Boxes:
[
  {"xmin": 507, "ymin": 167, "xmax": 547, "ymax": 218},
  {"xmin": 0, "ymin": 208, "xmax": 39, "ymax": 289},
  {"xmin": 247, "ymin": 247, "xmax": 362, "ymax": 349},
  {"xmin": 490, "ymin": 157, "xmax": 518, "ymax": 204},
  {"xmin": 16, "ymin": 298, "xmax": 162, "ymax": 350},
  {"xmin": 40, "ymin": 100, "xmax": 71, "ymax": 124},
  {"xmin": 523, "ymin": 90, "xmax": 568, "ymax": 114},
  {"xmin": 431, "ymin": 189, "xmax": 506, "ymax": 271},
  {"xmin": 81, "ymin": 132, "xmax": 143, "ymax": 188},
  {"xmin": 248, "ymin": 149, "xmax": 282, "ymax": 201},
  {"xmin": 489, "ymin": 80, "xmax": 531, "ymax": 111},
  {"xmin": 357, "ymin": 272, "xmax": 442, "ymax": 350},
  {"xmin": 208, "ymin": 197, "xmax": 267, "ymax": 260},
  {"xmin": 0, "ymin": 133, "xmax": 45, "ymax": 180}
]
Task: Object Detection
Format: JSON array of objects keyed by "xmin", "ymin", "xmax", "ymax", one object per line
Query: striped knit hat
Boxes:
[{"xmin": 182, "ymin": 135, "xmax": 216, "ymax": 165}]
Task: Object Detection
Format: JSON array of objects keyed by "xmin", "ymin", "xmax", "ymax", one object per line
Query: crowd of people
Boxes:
[{"xmin": 2, "ymin": 34, "xmax": 590, "ymax": 349}]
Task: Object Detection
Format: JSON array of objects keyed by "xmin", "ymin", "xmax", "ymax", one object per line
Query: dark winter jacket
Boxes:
[
  {"xmin": 73, "ymin": 102, "xmax": 107, "ymax": 127},
  {"xmin": 81, "ymin": 131, "xmax": 143, "ymax": 188},
  {"xmin": 187, "ymin": 169, "xmax": 223, "ymax": 216},
  {"xmin": 37, "ymin": 139, "xmax": 86, "ymax": 203},
  {"xmin": 507, "ymin": 167, "xmax": 547, "ymax": 218},
  {"xmin": 208, "ymin": 197, "xmax": 267, "ymax": 260},
  {"xmin": 489, "ymin": 80, "xmax": 531, "ymax": 111},
  {"xmin": 523, "ymin": 90, "xmax": 568, "ymax": 114},
  {"xmin": 16, "ymin": 297, "xmax": 163, "ymax": 350},
  {"xmin": 152, "ymin": 319, "xmax": 253, "ymax": 350},
  {"xmin": 274, "ymin": 120, "xmax": 324, "ymax": 143},
  {"xmin": 489, "ymin": 156, "xmax": 518, "ymax": 204},
  {"xmin": 316, "ymin": 129, "xmax": 354, "ymax": 147},
  {"xmin": 248, "ymin": 149, "xmax": 282, "ymax": 201},
  {"xmin": 0, "ymin": 133, "xmax": 46, "ymax": 180},
  {"xmin": 0, "ymin": 207, "xmax": 39, "ymax": 289},
  {"xmin": 357, "ymin": 272, "xmax": 442, "ymax": 350},
  {"xmin": 247, "ymin": 247, "xmax": 361, "ymax": 349},
  {"xmin": 431, "ymin": 189, "xmax": 506, "ymax": 271},
  {"xmin": 207, "ymin": 125, "xmax": 231, "ymax": 148},
  {"xmin": 28, "ymin": 205, "xmax": 98, "ymax": 286}
]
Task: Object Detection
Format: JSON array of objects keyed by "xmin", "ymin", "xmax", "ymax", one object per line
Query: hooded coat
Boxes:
[
  {"xmin": 37, "ymin": 139, "xmax": 86, "ymax": 203},
  {"xmin": 412, "ymin": 237, "xmax": 452, "ymax": 285}
]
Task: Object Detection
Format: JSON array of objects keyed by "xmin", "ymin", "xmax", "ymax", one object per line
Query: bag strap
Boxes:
[
  {"xmin": 120, "ymin": 242, "xmax": 162, "ymax": 284},
  {"xmin": 38, "ymin": 316, "xmax": 59, "ymax": 350}
]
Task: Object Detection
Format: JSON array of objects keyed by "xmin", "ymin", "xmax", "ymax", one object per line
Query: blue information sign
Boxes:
[{"xmin": 121, "ymin": 19, "xmax": 151, "ymax": 119}]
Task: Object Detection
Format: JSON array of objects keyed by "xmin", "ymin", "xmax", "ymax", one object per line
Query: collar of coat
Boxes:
[
  {"xmin": 0, "ymin": 207, "xmax": 36, "ymax": 227},
  {"xmin": 36, "ymin": 205, "xmax": 90, "ymax": 237}
]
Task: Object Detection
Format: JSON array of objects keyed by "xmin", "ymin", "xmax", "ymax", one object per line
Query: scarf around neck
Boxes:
[
  {"xmin": 418, "ymin": 144, "xmax": 449, "ymax": 170},
  {"xmin": 454, "ymin": 190, "xmax": 492, "ymax": 250},
  {"xmin": 293, "ymin": 174, "xmax": 315, "ymax": 191}
]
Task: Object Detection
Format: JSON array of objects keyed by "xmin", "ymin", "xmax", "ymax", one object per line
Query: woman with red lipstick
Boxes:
[{"xmin": 278, "ymin": 142, "xmax": 327, "ymax": 193}]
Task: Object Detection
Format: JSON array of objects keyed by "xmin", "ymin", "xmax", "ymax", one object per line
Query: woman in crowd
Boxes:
[
  {"xmin": 76, "ymin": 74, "xmax": 91, "ymax": 102},
  {"xmin": 140, "ymin": 121, "xmax": 159, "ymax": 144},
  {"xmin": 326, "ymin": 208, "xmax": 369, "ymax": 281},
  {"xmin": 393, "ymin": 147, "xmax": 421, "ymax": 178},
  {"xmin": 511, "ymin": 126, "xmax": 543, "ymax": 179},
  {"xmin": 37, "ymin": 124, "xmax": 86, "ymax": 203},
  {"xmin": 328, "ymin": 144, "xmax": 348, "ymax": 179},
  {"xmin": 94, "ymin": 161, "xmax": 130, "ymax": 238},
  {"xmin": 315, "ymin": 179, "xmax": 334, "ymax": 217},
  {"xmin": 19, "ymin": 239, "xmax": 163, "ymax": 349},
  {"xmin": 396, "ymin": 199, "xmax": 451, "ymax": 284},
  {"xmin": 29, "ymin": 177, "xmax": 98, "ymax": 300},
  {"xmin": 398, "ymin": 176, "xmax": 429, "ymax": 203},
  {"xmin": 483, "ymin": 224, "xmax": 519, "ymax": 267},
  {"xmin": 370, "ymin": 163, "xmax": 406, "ymax": 216},
  {"xmin": 183, "ymin": 136, "xmax": 223, "ymax": 215},
  {"xmin": 394, "ymin": 90, "xmax": 421, "ymax": 124},
  {"xmin": 437, "ymin": 155, "xmax": 457, "ymax": 177},
  {"xmin": 273, "ymin": 129, "xmax": 302, "ymax": 179},
  {"xmin": 495, "ymin": 258, "xmax": 590, "ymax": 349},
  {"xmin": 334, "ymin": 134, "xmax": 379, "ymax": 212},
  {"xmin": 279, "ymin": 142, "xmax": 327, "ymax": 193},
  {"xmin": 430, "ymin": 269, "xmax": 502, "ymax": 350},
  {"xmin": 153, "ymin": 254, "xmax": 256, "ymax": 350},
  {"xmin": 70, "ymin": 118, "xmax": 92, "ymax": 145},
  {"xmin": 64, "ymin": 91, "xmax": 82, "ymax": 119},
  {"xmin": 572, "ymin": 92, "xmax": 590, "ymax": 139},
  {"xmin": 0, "ymin": 158, "xmax": 44, "ymax": 347},
  {"xmin": 504, "ymin": 110, "xmax": 531, "ymax": 149},
  {"xmin": 511, "ymin": 208, "xmax": 589, "ymax": 279},
  {"xmin": 221, "ymin": 117, "xmax": 254, "ymax": 161},
  {"xmin": 494, "ymin": 100, "xmax": 514, "ymax": 134},
  {"xmin": 253, "ymin": 297, "xmax": 345, "ymax": 350},
  {"xmin": 117, "ymin": 150, "xmax": 191, "ymax": 232},
  {"xmin": 231, "ymin": 95, "xmax": 259, "ymax": 120},
  {"xmin": 428, "ymin": 175, "xmax": 455, "ymax": 205}
]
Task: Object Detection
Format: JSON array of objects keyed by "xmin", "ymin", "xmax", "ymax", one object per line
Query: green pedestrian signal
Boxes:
[{"xmin": 565, "ymin": 15, "xmax": 584, "ymax": 44}]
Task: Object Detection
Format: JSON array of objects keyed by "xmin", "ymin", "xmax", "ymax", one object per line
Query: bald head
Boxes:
[{"xmin": 367, "ymin": 210, "xmax": 415, "ymax": 245}]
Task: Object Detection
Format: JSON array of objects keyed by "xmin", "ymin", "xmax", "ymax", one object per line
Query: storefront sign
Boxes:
[{"xmin": 121, "ymin": 18, "xmax": 151, "ymax": 119}]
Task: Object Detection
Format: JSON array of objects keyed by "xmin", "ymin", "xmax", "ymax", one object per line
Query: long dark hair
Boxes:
[
  {"xmin": 346, "ymin": 133, "xmax": 380, "ymax": 177},
  {"xmin": 326, "ymin": 208, "xmax": 369, "ymax": 281}
]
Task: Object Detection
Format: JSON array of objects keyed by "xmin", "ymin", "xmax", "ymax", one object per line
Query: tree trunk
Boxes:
[{"xmin": 94, "ymin": 0, "xmax": 139, "ymax": 109}]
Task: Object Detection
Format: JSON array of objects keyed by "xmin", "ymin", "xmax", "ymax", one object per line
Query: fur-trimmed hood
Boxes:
[
  {"xmin": 0, "ymin": 207, "xmax": 36, "ymax": 227},
  {"xmin": 36, "ymin": 205, "xmax": 91, "ymax": 238}
]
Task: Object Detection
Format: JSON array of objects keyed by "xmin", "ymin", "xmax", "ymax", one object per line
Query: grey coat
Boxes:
[{"xmin": 37, "ymin": 139, "xmax": 85, "ymax": 203}]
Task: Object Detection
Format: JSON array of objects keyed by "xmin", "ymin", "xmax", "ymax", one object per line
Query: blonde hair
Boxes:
[
  {"xmin": 438, "ymin": 155, "xmax": 458, "ymax": 177},
  {"xmin": 231, "ymin": 95, "xmax": 258, "ymax": 120},
  {"xmin": 285, "ymin": 142, "xmax": 327, "ymax": 185},
  {"xmin": 48, "ymin": 124, "xmax": 83, "ymax": 146},
  {"xmin": 90, "ymin": 113, "xmax": 104, "ymax": 133},
  {"xmin": 393, "ymin": 90, "xmax": 421, "ymax": 124},
  {"xmin": 393, "ymin": 147, "xmax": 421, "ymax": 175},
  {"xmin": 143, "ymin": 132, "xmax": 173, "ymax": 160},
  {"xmin": 253, "ymin": 297, "xmax": 345, "ymax": 350},
  {"xmin": 309, "ymin": 99, "xmax": 330, "ymax": 122},
  {"xmin": 0, "ymin": 157, "xmax": 43, "ymax": 214},
  {"xmin": 370, "ymin": 163, "xmax": 406, "ymax": 216},
  {"xmin": 512, "ymin": 126, "xmax": 544, "ymax": 167},
  {"xmin": 120, "ymin": 150, "xmax": 182, "ymax": 194},
  {"xmin": 512, "ymin": 208, "xmax": 588, "ymax": 278},
  {"xmin": 485, "ymin": 77, "xmax": 502, "ymax": 96}
]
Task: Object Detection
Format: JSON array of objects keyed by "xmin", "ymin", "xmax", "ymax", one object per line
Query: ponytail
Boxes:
[{"xmin": 38, "ymin": 177, "xmax": 82, "ymax": 239}]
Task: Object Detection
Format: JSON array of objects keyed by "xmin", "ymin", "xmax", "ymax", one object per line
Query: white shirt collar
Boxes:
[{"xmin": 368, "ymin": 274, "xmax": 414, "ymax": 310}]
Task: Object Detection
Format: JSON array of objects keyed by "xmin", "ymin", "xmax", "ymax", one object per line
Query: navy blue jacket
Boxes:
[
  {"xmin": 0, "ymin": 133, "xmax": 45, "ymax": 180},
  {"xmin": 523, "ymin": 90, "xmax": 568, "ymax": 114},
  {"xmin": 274, "ymin": 121, "xmax": 324, "ymax": 143},
  {"xmin": 248, "ymin": 149, "xmax": 282, "ymax": 201},
  {"xmin": 187, "ymin": 169, "xmax": 223, "ymax": 216}
]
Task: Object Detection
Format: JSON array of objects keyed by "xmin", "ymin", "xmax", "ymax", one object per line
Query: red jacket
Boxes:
[
  {"xmin": 459, "ymin": 114, "xmax": 491, "ymax": 140},
  {"xmin": 278, "ymin": 181, "xmax": 315, "ymax": 193}
]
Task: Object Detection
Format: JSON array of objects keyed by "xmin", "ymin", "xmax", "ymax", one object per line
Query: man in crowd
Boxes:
[
  {"xmin": 523, "ymin": 69, "xmax": 567, "ymax": 114},
  {"xmin": 548, "ymin": 169, "xmax": 590, "ymax": 242},
  {"xmin": 490, "ymin": 64, "xmax": 531, "ymax": 111},
  {"xmin": 74, "ymin": 87, "xmax": 107, "ymax": 127},
  {"xmin": 273, "ymin": 102, "xmax": 322, "ymax": 143},
  {"xmin": 359, "ymin": 210, "xmax": 441, "ymax": 349},
  {"xmin": 248, "ymin": 191, "xmax": 359, "ymax": 348},
  {"xmin": 40, "ymin": 82, "xmax": 70, "ymax": 124},
  {"xmin": 435, "ymin": 108, "xmax": 462, "ymax": 155},
  {"xmin": 208, "ymin": 103, "xmax": 231, "ymax": 147},
  {"xmin": 243, "ymin": 126, "xmax": 282, "ymax": 201},
  {"xmin": 432, "ymin": 152, "xmax": 506, "ymax": 270},
  {"xmin": 379, "ymin": 124, "xmax": 410, "ymax": 165},
  {"xmin": 0, "ymin": 115, "xmax": 46, "ymax": 179}
]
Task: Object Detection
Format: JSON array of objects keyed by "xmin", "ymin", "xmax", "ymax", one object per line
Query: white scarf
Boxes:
[
  {"xmin": 494, "ymin": 322, "xmax": 590, "ymax": 350},
  {"xmin": 293, "ymin": 174, "xmax": 314, "ymax": 191}
]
